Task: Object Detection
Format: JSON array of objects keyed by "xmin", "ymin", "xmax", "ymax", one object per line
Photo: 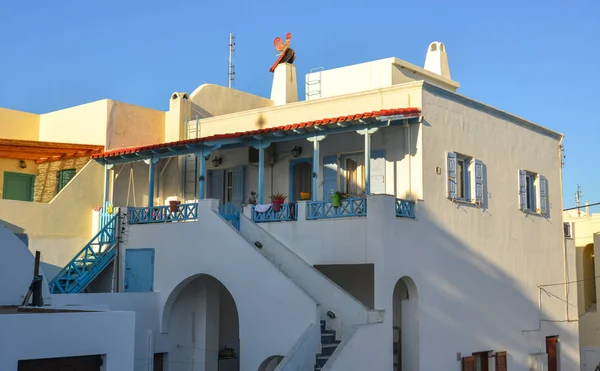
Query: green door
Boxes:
[{"xmin": 3, "ymin": 172, "xmax": 35, "ymax": 201}]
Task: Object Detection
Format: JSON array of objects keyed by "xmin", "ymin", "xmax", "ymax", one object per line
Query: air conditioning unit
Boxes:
[
  {"xmin": 248, "ymin": 145, "xmax": 276, "ymax": 165},
  {"xmin": 528, "ymin": 353, "xmax": 547, "ymax": 371}
]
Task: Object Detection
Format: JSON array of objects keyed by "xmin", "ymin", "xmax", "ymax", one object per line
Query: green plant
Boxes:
[
  {"xmin": 270, "ymin": 192, "xmax": 287, "ymax": 202},
  {"xmin": 330, "ymin": 190, "xmax": 348, "ymax": 199}
]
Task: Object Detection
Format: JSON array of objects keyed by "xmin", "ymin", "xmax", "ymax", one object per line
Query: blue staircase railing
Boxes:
[
  {"xmin": 395, "ymin": 198, "xmax": 415, "ymax": 219},
  {"xmin": 49, "ymin": 213, "xmax": 119, "ymax": 294},
  {"xmin": 220, "ymin": 202, "xmax": 241, "ymax": 230}
]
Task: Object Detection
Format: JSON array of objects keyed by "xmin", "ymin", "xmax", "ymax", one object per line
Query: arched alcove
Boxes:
[
  {"xmin": 165, "ymin": 274, "xmax": 240, "ymax": 371},
  {"xmin": 257, "ymin": 355, "xmax": 284, "ymax": 371},
  {"xmin": 584, "ymin": 244, "xmax": 597, "ymax": 310},
  {"xmin": 392, "ymin": 276, "xmax": 419, "ymax": 371}
]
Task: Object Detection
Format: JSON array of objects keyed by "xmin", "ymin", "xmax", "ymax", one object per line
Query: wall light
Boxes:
[
  {"xmin": 291, "ymin": 146, "xmax": 302, "ymax": 158},
  {"xmin": 212, "ymin": 156, "xmax": 222, "ymax": 167},
  {"xmin": 19, "ymin": 160, "xmax": 27, "ymax": 169}
]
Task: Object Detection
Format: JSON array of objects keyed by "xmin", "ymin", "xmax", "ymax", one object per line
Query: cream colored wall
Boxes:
[
  {"xmin": 189, "ymin": 84, "xmax": 273, "ymax": 118},
  {"xmin": 106, "ymin": 100, "xmax": 165, "ymax": 151},
  {"xmin": 0, "ymin": 161, "xmax": 104, "ymax": 271},
  {"xmin": 39, "ymin": 100, "xmax": 108, "ymax": 145},
  {"xmin": 196, "ymin": 83, "xmax": 423, "ymax": 137},
  {"xmin": 421, "ymin": 86, "xmax": 579, "ymax": 359},
  {"xmin": 0, "ymin": 107, "xmax": 40, "ymax": 140},
  {"xmin": 0, "ymin": 159, "xmax": 38, "ymax": 199}
]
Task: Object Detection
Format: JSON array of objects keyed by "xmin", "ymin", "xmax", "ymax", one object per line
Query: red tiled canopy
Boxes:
[{"xmin": 92, "ymin": 108, "xmax": 420, "ymax": 160}]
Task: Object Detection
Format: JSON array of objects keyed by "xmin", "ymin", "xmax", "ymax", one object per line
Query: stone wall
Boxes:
[{"xmin": 34, "ymin": 157, "xmax": 90, "ymax": 203}]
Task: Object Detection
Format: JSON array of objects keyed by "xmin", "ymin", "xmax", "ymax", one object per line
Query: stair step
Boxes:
[
  {"xmin": 321, "ymin": 331, "xmax": 336, "ymax": 344},
  {"xmin": 320, "ymin": 320, "xmax": 326, "ymax": 333},
  {"xmin": 320, "ymin": 341, "xmax": 340, "ymax": 356},
  {"xmin": 315, "ymin": 355, "xmax": 330, "ymax": 368}
]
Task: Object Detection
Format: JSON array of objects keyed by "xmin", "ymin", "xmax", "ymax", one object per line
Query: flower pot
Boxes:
[
  {"xmin": 169, "ymin": 200, "xmax": 181, "ymax": 213},
  {"xmin": 331, "ymin": 194, "xmax": 341, "ymax": 208},
  {"xmin": 300, "ymin": 192, "xmax": 310, "ymax": 200},
  {"xmin": 272, "ymin": 199, "xmax": 284, "ymax": 212}
]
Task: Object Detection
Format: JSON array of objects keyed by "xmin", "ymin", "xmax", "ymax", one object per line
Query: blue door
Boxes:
[{"xmin": 125, "ymin": 249, "xmax": 155, "ymax": 292}]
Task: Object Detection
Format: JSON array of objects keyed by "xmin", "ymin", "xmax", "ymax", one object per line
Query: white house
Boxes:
[{"xmin": 1, "ymin": 41, "xmax": 579, "ymax": 371}]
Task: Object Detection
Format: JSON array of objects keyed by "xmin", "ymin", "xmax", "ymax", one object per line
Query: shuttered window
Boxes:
[
  {"xmin": 462, "ymin": 356, "xmax": 476, "ymax": 371},
  {"xmin": 518, "ymin": 170, "xmax": 548, "ymax": 216},
  {"xmin": 495, "ymin": 351, "xmax": 507, "ymax": 371},
  {"xmin": 56, "ymin": 168, "xmax": 76, "ymax": 194},
  {"xmin": 447, "ymin": 152, "xmax": 486, "ymax": 205}
]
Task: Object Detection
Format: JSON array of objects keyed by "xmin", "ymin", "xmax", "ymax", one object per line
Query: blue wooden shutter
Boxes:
[
  {"xmin": 446, "ymin": 152, "xmax": 457, "ymax": 199},
  {"xmin": 518, "ymin": 169, "xmax": 527, "ymax": 210},
  {"xmin": 208, "ymin": 170, "xmax": 225, "ymax": 206},
  {"xmin": 323, "ymin": 155, "xmax": 338, "ymax": 199},
  {"xmin": 473, "ymin": 159, "xmax": 484, "ymax": 205},
  {"xmin": 539, "ymin": 175, "xmax": 548, "ymax": 216},
  {"xmin": 370, "ymin": 150, "xmax": 386, "ymax": 194},
  {"xmin": 231, "ymin": 166, "xmax": 245, "ymax": 210}
]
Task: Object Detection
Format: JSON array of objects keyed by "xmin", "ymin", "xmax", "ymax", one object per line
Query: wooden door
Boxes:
[
  {"xmin": 546, "ymin": 336, "xmax": 558, "ymax": 371},
  {"xmin": 462, "ymin": 356, "xmax": 476, "ymax": 371}
]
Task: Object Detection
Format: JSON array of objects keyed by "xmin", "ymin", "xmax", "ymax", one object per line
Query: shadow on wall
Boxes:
[{"xmin": 390, "ymin": 202, "xmax": 579, "ymax": 369}]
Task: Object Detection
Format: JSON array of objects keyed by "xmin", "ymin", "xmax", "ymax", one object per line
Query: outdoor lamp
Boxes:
[
  {"xmin": 212, "ymin": 156, "xmax": 222, "ymax": 167},
  {"xmin": 291, "ymin": 146, "xmax": 302, "ymax": 158}
]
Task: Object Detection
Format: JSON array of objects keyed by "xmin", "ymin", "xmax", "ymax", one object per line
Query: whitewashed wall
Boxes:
[{"xmin": 124, "ymin": 200, "xmax": 318, "ymax": 371}]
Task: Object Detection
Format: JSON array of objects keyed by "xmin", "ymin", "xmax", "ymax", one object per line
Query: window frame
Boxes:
[
  {"xmin": 56, "ymin": 168, "xmax": 76, "ymax": 194},
  {"xmin": 455, "ymin": 154, "xmax": 472, "ymax": 201}
]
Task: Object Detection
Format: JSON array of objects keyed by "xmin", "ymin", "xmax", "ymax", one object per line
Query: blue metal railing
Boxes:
[
  {"xmin": 306, "ymin": 197, "xmax": 367, "ymax": 220},
  {"xmin": 395, "ymin": 198, "xmax": 415, "ymax": 218},
  {"xmin": 253, "ymin": 203, "xmax": 297, "ymax": 223},
  {"xmin": 50, "ymin": 214, "xmax": 119, "ymax": 294},
  {"xmin": 128, "ymin": 203, "xmax": 198, "ymax": 224},
  {"xmin": 220, "ymin": 202, "xmax": 240, "ymax": 230}
]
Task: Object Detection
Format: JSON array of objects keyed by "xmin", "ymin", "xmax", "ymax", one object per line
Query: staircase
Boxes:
[
  {"xmin": 49, "ymin": 213, "xmax": 119, "ymax": 294},
  {"xmin": 315, "ymin": 320, "xmax": 341, "ymax": 371}
]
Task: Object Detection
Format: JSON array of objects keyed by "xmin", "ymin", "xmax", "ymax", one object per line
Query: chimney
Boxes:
[
  {"xmin": 424, "ymin": 42, "xmax": 451, "ymax": 80},
  {"xmin": 270, "ymin": 63, "xmax": 298, "ymax": 106}
]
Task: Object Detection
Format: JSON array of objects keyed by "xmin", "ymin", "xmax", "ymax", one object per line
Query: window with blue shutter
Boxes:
[
  {"xmin": 231, "ymin": 166, "xmax": 245, "ymax": 211},
  {"xmin": 446, "ymin": 152, "xmax": 458, "ymax": 199},
  {"xmin": 539, "ymin": 175, "xmax": 548, "ymax": 216},
  {"xmin": 208, "ymin": 170, "xmax": 225, "ymax": 206},
  {"xmin": 370, "ymin": 150, "xmax": 386, "ymax": 195},
  {"xmin": 56, "ymin": 168, "xmax": 76, "ymax": 194},
  {"xmin": 518, "ymin": 169, "xmax": 527, "ymax": 210},
  {"xmin": 473, "ymin": 159, "xmax": 485, "ymax": 206},
  {"xmin": 322, "ymin": 155, "xmax": 338, "ymax": 199}
]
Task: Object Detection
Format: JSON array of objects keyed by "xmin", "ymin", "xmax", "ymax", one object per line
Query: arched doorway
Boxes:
[
  {"xmin": 166, "ymin": 274, "xmax": 239, "ymax": 371},
  {"xmin": 257, "ymin": 355, "xmax": 284, "ymax": 371},
  {"xmin": 393, "ymin": 276, "xmax": 419, "ymax": 371}
]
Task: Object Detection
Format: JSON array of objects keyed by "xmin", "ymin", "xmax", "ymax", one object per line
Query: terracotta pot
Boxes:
[
  {"xmin": 300, "ymin": 192, "xmax": 310, "ymax": 200},
  {"xmin": 169, "ymin": 200, "xmax": 181, "ymax": 213},
  {"xmin": 272, "ymin": 199, "xmax": 284, "ymax": 212}
]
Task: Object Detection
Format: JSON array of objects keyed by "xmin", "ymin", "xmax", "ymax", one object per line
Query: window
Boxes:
[
  {"xmin": 225, "ymin": 170, "xmax": 233, "ymax": 204},
  {"xmin": 56, "ymin": 168, "xmax": 76, "ymax": 194},
  {"xmin": 447, "ymin": 152, "xmax": 485, "ymax": 205},
  {"xmin": 518, "ymin": 170, "xmax": 548, "ymax": 215}
]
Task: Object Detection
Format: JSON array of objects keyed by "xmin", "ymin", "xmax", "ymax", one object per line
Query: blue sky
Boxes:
[{"xmin": 0, "ymin": 0, "xmax": 597, "ymax": 210}]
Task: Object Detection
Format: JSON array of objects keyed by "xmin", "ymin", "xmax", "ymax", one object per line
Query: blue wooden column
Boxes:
[
  {"xmin": 357, "ymin": 128, "xmax": 378, "ymax": 195},
  {"xmin": 144, "ymin": 157, "xmax": 159, "ymax": 208},
  {"xmin": 102, "ymin": 164, "xmax": 113, "ymax": 207},
  {"xmin": 307, "ymin": 135, "xmax": 327, "ymax": 201},
  {"xmin": 254, "ymin": 141, "xmax": 271, "ymax": 204},
  {"xmin": 196, "ymin": 149, "xmax": 207, "ymax": 200}
]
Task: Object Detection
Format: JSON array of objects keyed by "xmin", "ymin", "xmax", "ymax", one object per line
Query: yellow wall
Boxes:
[
  {"xmin": 39, "ymin": 100, "xmax": 109, "ymax": 145},
  {"xmin": 0, "ymin": 107, "xmax": 40, "ymax": 140},
  {"xmin": 0, "ymin": 161, "xmax": 104, "ymax": 271},
  {"xmin": 0, "ymin": 159, "xmax": 38, "ymax": 199},
  {"xmin": 106, "ymin": 100, "xmax": 165, "ymax": 151}
]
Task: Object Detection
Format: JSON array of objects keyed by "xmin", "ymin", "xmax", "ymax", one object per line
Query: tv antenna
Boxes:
[{"xmin": 228, "ymin": 32, "xmax": 236, "ymax": 88}]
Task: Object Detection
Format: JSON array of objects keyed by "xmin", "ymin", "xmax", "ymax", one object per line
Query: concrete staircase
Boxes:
[{"xmin": 315, "ymin": 320, "xmax": 341, "ymax": 370}]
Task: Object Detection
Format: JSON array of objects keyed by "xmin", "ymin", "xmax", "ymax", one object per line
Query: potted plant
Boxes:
[
  {"xmin": 270, "ymin": 192, "xmax": 287, "ymax": 212},
  {"xmin": 300, "ymin": 191, "xmax": 310, "ymax": 200},
  {"xmin": 330, "ymin": 190, "xmax": 346, "ymax": 208}
]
